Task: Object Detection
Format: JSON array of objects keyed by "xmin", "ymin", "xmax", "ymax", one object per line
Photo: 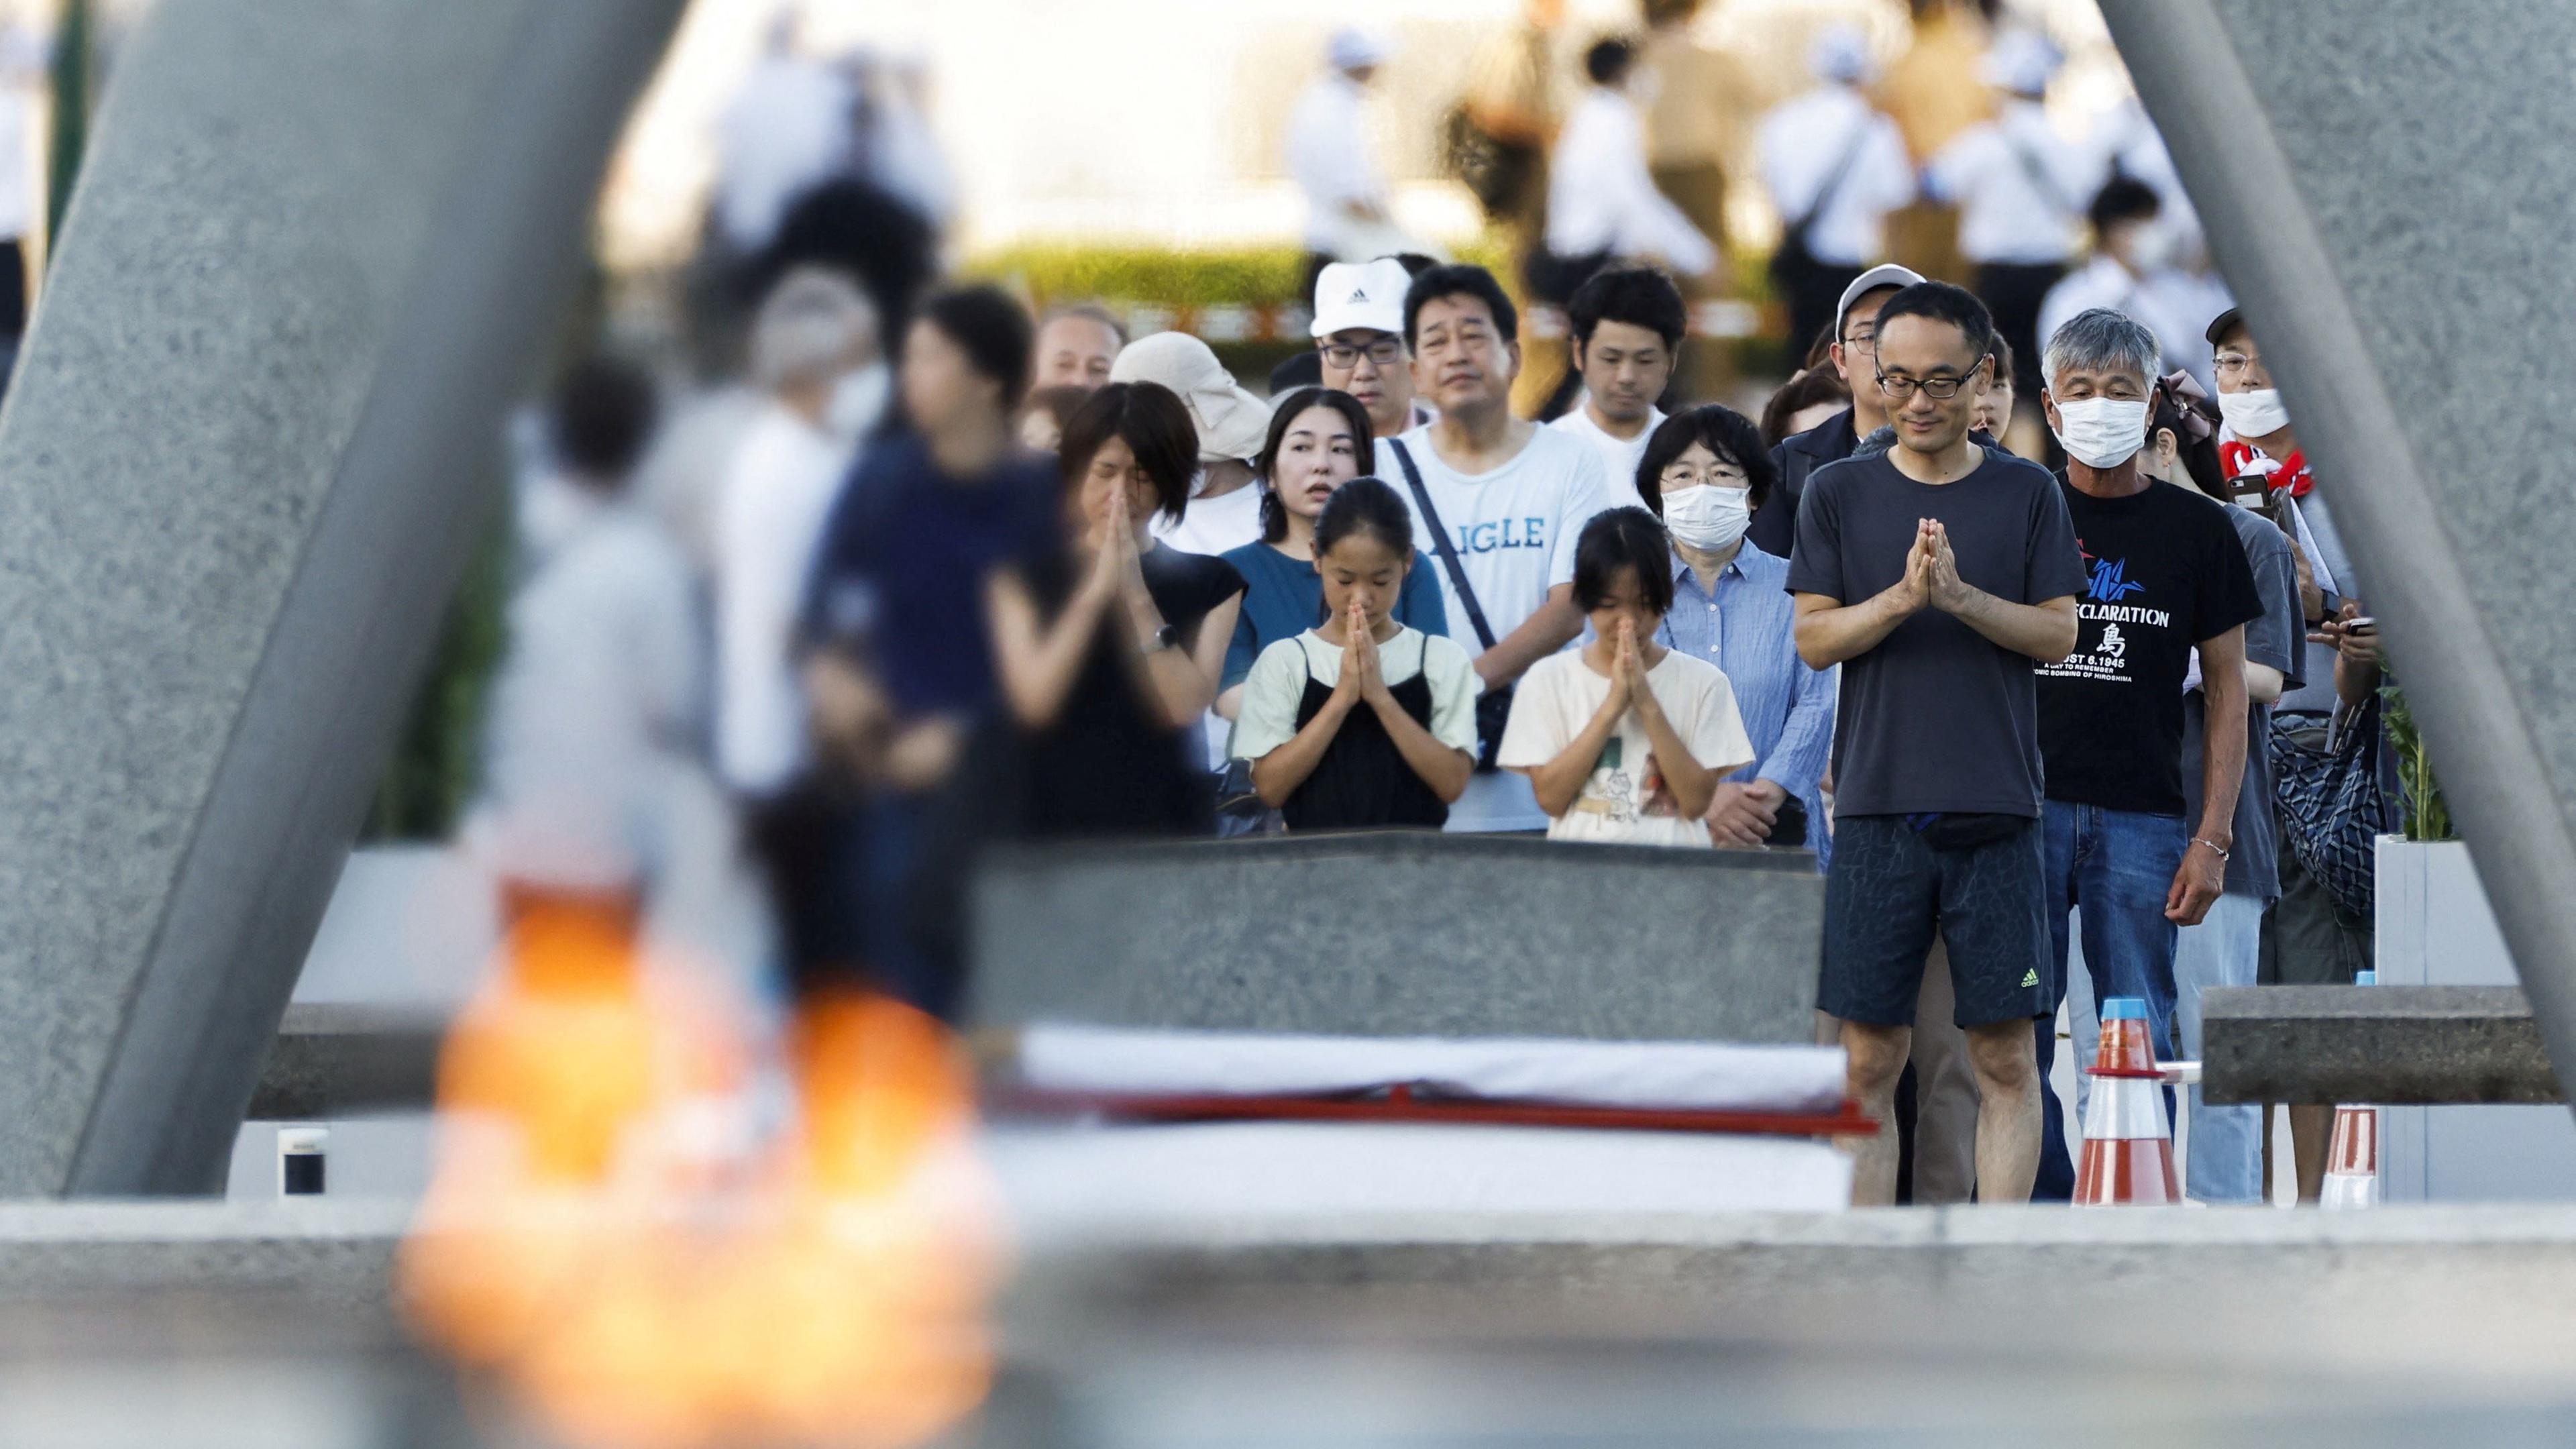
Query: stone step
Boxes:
[{"xmin": 2200, "ymin": 985, "xmax": 2564, "ymax": 1105}]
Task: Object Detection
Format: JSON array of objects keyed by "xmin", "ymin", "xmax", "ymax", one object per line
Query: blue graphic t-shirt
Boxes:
[{"xmin": 2036, "ymin": 477, "xmax": 2265, "ymax": 816}]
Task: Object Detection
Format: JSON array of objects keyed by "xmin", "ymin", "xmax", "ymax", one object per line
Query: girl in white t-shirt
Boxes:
[
  {"xmin": 1233, "ymin": 478, "xmax": 1478, "ymax": 830},
  {"xmin": 1499, "ymin": 507, "xmax": 1754, "ymax": 847}
]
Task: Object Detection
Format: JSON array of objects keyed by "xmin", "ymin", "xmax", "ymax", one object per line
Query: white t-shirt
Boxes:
[
  {"xmin": 1385, "ymin": 422, "xmax": 1616, "ymax": 833},
  {"xmin": 1153, "ymin": 479, "xmax": 1267, "ymax": 559},
  {"xmin": 712, "ymin": 402, "xmax": 855, "ymax": 795},
  {"xmin": 1154, "ymin": 478, "xmax": 1269, "ymax": 767},
  {"xmin": 1232, "ymin": 627, "xmax": 1480, "ymax": 763},
  {"xmin": 1497, "ymin": 649, "xmax": 1755, "ymax": 849},
  {"xmin": 1548, "ymin": 405, "xmax": 1660, "ymax": 510}
]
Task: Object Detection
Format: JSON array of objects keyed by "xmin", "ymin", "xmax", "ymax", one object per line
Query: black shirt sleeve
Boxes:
[
  {"xmin": 1782, "ymin": 460, "xmax": 1845, "ymax": 600},
  {"xmin": 2024, "ymin": 474, "xmax": 2086, "ymax": 603},
  {"xmin": 1144, "ymin": 547, "xmax": 1248, "ymax": 644}
]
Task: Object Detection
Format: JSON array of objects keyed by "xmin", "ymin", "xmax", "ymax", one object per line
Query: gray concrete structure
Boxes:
[
  {"xmin": 2203, "ymin": 986, "xmax": 2562, "ymax": 1105},
  {"xmin": 2098, "ymin": 1, "xmax": 2576, "ymax": 1128},
  {"xmin": 248, "ymin": 1005, "xmax": 444, "ymax": 1121},
  {"xmin": 969, "ymin": 835, "xmax": 1825, "ymax": 1044},
  {"xmin": 0, "ymin": 0, "xmax": 682, "ymax": 1195}
]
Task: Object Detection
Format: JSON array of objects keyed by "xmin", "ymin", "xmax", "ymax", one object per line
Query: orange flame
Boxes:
[{"xmin": 399, "ymin": 888, "xmax": 1000, "ymax": 1449}]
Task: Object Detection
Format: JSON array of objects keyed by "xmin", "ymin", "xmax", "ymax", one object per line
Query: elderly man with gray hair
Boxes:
[
  {"xmin": 713, "ymin": 265, "xmax": 885, "ymax": 798},
  {"xmin": 2023, "ymin": 306, "xmax": 2266, "ymax": 1199}
]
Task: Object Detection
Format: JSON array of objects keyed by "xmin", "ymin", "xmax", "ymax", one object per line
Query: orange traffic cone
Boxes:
[
  {"xmin": 2075, "ymin": 996, "xmax": 2181, "ymax": 1206},
  {"xmin": 2322, "ymin": 970, "xmax": 2381, "ymax": 1210}
]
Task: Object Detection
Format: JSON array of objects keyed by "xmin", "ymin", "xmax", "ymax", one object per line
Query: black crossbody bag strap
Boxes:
[{"xmin": 1387, "ymin": 438, "xmax": 1498, "ymax": 652}]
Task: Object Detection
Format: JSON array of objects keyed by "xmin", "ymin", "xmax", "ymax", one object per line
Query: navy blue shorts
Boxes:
[{"xmin": 1820, "ymin": 813, "xmax": 2052, "ymax": 1029}]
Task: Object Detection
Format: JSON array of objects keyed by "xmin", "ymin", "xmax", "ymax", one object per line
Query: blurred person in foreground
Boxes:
[
  {"xmin": 1218, "ymin": 388, "xmax": 1447, "ymax": 724},
  {"xmin": 1385, "ymin": 264, "xmax": 1617, "ymax": 833},
  {"xmin": 1499, "ymin": 508, "xmax": 1753, "ymax": 848},
  {"xmin": 1759, "ymin": 27, "xmax": 1915, "ymax": 365},
  {"xmin": 1032, "ymin": 304, "xmax": 1124, "ymax": 394},
  {"xmin": 1287, "ymin": 28, "xmax": 1405, "ymax": 297},
  {"xmin": 800, "ymin": 286, "xmax": 1057, "ymax": 1013},
  {"xmin": 1540, "ymin": 38, "xmax": 1718, "ymax": 306},
  {"xmin": 2025, "ymin": 309, "xmax": 2260, "ymax": 1201},
  {"xmin": 987, "ymin": 382, "xmax": 1242, "ymax": 838},
  {"xmin": 1236, "ymin": 478, "xmax": 1477, "ymax": 831},
  {"xmin": 470, "ymin": 360, "xmax": 706, "ymax": 926},
  {"xmin": 1549, "ymin": 264, "xmax": 1688, "ymax": 508},
  {"xmin": 1748, "ymin": 264, "xmax": 1923, "ymax": 556},
  {"xmin": 1924, "ymin": 28, "xmax": 2097, "ymax": 406},
  {"xmin": 1112, "ymin": 332, "xmax": 1273, "ymax": 558},
  {"xmin": 1788, "ymin": 282, "xmax": 2082, "ymax": 1205},
  {"xmin": 714, "ymin": 268, "xmax": 886, "ymax": 804},
  {"xmin": 1635, "ymin": 406, "xmax": 1834, "ymax": 860},
  {"xmin": 1311, "ymin": 257, "xmax": 1432, "ymax": 443}
]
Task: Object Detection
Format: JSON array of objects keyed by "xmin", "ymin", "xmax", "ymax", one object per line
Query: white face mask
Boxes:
[
  {"xmin": 2217, "ymin": 385, "xmax": 2290, "ymax": 438},
  {"xmin": 824, "ymin": 363, "xmax": 890, "ymax": 445},
  {"xmin": 1661, "ymin": 483, "xmax": 1753, "ymax": 553},
  {"xmin": 2049, "ymin": 396, "xmax": 2149, "ymax": 470},
  {"xmin": 2118, "ymin": 217, "xmax": 2182, "ymax": 274}
]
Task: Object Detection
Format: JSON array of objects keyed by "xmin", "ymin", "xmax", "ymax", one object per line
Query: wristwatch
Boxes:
[{"xmin": 1138, "ymin": 623, "xmax": 1179, "ymax": 657}]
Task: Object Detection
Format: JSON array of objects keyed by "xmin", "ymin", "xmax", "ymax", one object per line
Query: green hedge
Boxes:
[{"xmin": 966, "ymin": 235, "xmax": 1515, "ymax": 312}]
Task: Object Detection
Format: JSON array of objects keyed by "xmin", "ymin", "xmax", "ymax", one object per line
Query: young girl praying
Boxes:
[
  {"xmin": 1499, "ymin": 507, "xmax": 1755, "ymax": 847},
  {"xmin": 1230, "ymin": 477, "xmax": 1477, "ymax": 830}
]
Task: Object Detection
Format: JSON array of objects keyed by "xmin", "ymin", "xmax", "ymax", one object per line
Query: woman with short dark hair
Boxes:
[
  {"xmin": 1636, "ymin": 404, "xmax": 1835, "ymax": 855},
  {"xmin": 1214, "ymin": 387, "xmax": 1448, "ymax": 724},
  {"xmin": 985, "ymin": 381, "xmax": 1244, "ymax": 836},
  {"xmin": 1497, "ymin": 506, "xmax": 1753, "ymax": 847}
]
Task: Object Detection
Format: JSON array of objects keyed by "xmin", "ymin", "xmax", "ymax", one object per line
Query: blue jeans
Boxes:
[{"xmin": 2032, "ymin": 802, "xmax": 2188, "ymax": 1201}]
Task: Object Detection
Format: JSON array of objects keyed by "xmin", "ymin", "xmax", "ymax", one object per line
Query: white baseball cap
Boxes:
[
  {"xmin": 1837, "ymin": 264, "xmax": 1925, "ymax": 339},
  {"xmin": 1310, "ymin": 257, "xmax": 1412, "ymax": 340}
]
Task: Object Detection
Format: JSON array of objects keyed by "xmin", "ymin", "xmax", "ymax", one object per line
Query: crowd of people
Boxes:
[{"xmin": 471, "ymin": 3, "xmax": 2392, "ymax": 1210}]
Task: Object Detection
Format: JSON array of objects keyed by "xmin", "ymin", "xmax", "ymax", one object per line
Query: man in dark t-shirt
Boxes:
[
  {"xmin": 2023, "ymin": 308, "xmax": 2261, "ymax": 1200},
  {"xmin": 1788, "ymin": 282, "xmax": 2082, "ymax": 1206}
]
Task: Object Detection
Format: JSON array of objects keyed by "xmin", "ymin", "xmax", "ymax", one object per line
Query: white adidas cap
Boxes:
[{"xmin": 1310, "ymin": 256, "xmax": 1412, "ymax": 339}]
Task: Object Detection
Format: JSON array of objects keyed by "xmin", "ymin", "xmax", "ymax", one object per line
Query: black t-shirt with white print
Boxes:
[{"xmin": 2036, "ymin": 477, "xmax": 2263, "ymax": 817}]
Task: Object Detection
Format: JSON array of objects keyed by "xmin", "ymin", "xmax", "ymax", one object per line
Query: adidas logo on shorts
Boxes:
[{"xmin": 2021, "ymin": 968, "xmax": 2039, "ymax": 988}]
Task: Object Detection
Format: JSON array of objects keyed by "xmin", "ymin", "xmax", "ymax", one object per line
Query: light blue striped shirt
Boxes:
[{"xmin": 1655, "ymin": 541, "xmax": 1837, "ymax": 857}]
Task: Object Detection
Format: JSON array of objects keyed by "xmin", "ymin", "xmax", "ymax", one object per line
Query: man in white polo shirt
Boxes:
[
  {"xmin": 1382, "ymin": 263, "xmax": 1615, "ymax": 833},
  {"xmin": 1311, "ymin": 256, "xmax": 1433, "ymax": 443},
  {"xmin": 1548, "ymin": 264, "xmax": 1688, "ymax": 507}
]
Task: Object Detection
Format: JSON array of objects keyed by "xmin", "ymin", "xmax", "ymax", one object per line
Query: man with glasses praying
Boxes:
[
  {"xmin": 1750, "ymin": 263, "xmax": 1923, "ymax": 556},
  {"xmin": 1311, "ymin": 257, "xmax": 1434, "ymax": 445},
  {"xmin": 1786, "ymin": 280, "xmax": 2084, "ymax": 1205}
]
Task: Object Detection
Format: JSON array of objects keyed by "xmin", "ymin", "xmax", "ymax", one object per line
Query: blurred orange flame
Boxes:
[{"xmin": 400, "ymin": 888, "xmax": 1001, "ymax": 1449}]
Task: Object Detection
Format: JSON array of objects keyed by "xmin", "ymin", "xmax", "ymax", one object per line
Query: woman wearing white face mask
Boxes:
[{"xmin": 1636, "ymin": 405, "xmax": 1837, "ymax": 857}]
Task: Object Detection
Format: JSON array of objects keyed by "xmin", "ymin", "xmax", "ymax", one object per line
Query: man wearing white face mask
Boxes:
[
  {"xmin": 1635, "ymin": 405, "xmax": 1835, "ymax": 861},
  {"xmin": 2024, "ymin": 308, "xmax": 2263, "ymax": 1199}
]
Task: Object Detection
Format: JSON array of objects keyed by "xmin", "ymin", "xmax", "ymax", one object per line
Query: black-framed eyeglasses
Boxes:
[
  {"xmin": 1875, "ymin": 370, "xmax": 1978, "ymax": 400},
  {"xmin": 1320, "ymin": 337, "xmax": 1406, "ymax": 369}
]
